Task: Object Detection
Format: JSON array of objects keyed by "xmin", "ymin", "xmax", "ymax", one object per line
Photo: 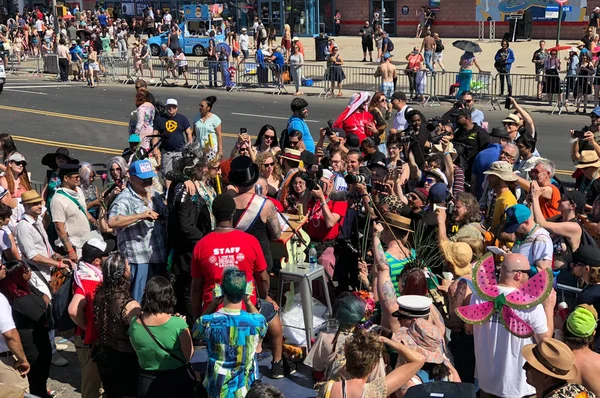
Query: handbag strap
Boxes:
[
  {"xmin": 56, "ymin": 189, "xmax": 88, "ymax": 217},
  {"xmin": 139, "ymin": 314, "xmax": 188, "ymax": 366}
]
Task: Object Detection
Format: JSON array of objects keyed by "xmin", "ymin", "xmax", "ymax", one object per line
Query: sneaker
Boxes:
[
  {"xmin": 51, "ymin": 352, "xmax": 68, "ymax": 367},
  {"xmin": 149, "ymin": 79, "xmax": 155, "ymax": 84},
  {"xmin": 270, "ymin": 360, "xmax": 285, "ymax": 379},
  {"xmin": 283, "ymin": 357, "xmax": 297, "ymax": 375},
  {"xmin": 361, "ymin": 58, "xmax": 366, "ymax": 62}
]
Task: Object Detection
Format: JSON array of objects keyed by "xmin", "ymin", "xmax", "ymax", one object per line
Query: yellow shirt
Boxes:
[{"xmin": 491, "ymin": 189, "xmax": 517, "ymax": 232}]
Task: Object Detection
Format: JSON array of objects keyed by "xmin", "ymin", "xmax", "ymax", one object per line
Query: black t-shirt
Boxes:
[
  {"xmin": 154, "ymin": 113, "xmax": 191, "ymax": 152},
  {"xmin": 576, "ymin": 283, "xmax": 600, "ymax": 353},
  {"xmin": 425, "ymin": 11, "xmax": 435, "ymax": 26},
  {"xmin": 364, "ymin": 149, "xmax": 387, "ymax": 166},
  {"xmin": 575, "ymin": 174, "xmax": 600, "ymax": 205},
  {"xmin": 591, "ymin": 12, "xmax": 599, "ymax": 27},
  {"xmin": 582, "ymin": 35, "xmax": 594, "ymax": 50},
  {"xmin": 360, "ymin": 26, "xmax": 374, "ymax": 42},
  {"xmin": 452, "ymin": 124, "xmax": 490, "ymax": 178},
  {"xmin": 532, "ymin": 48, "xmax": 546, "ymax": 74}
]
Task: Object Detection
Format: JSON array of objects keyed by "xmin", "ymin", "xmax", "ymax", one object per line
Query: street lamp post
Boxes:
[{"xmin": 556, "ymin": 4, "xmax": 563, "ymax": 46}]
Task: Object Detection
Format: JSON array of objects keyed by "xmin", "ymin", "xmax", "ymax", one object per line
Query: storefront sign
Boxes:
[{"xmin": 476, "ymin": 0, "xmax": 584, "ymax": 22}]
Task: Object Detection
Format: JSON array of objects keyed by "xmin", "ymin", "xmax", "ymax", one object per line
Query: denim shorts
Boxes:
[
  {"xmin": 257, "ymin": 298, "xmax": 278, "ymax": 323},
  {"xmin": 381, "ymin": 81, "xmax": 394, "ymax": 102}
]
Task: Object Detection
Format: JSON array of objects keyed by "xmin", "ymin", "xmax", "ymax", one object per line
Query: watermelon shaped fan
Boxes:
[{"xmin": 455, "ymin": 253, "xmax": 553, "ymax": 338}]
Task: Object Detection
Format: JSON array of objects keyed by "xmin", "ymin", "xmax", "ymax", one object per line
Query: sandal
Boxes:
[{"xmin": 337, "ymin": 92, "xmax": 343, "ymax": 97}]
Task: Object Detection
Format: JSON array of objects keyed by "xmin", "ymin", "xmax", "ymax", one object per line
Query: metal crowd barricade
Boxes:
[
  {"xmin": 99, "ymin": 55, "xmax": 134, "ymax": 84},
  {"xmin": 29, "ymin": 55, "xmax": 44, "ymax": 77},
  {"xmin": 326, "ymin": 65, "xmax": 381, "ymax": 96},
  {"xmin": 294, "ymin": 62, "xmax": 328, "ymax": 97},
  {"xmin": 188, "ymin": 59, "xmax": 207, "ymax": 89}
]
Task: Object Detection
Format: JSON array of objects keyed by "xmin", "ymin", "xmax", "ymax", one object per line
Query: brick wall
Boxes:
[{"xmin": 338, "ymin": 0, "xmax": 600, "ymax": 40}]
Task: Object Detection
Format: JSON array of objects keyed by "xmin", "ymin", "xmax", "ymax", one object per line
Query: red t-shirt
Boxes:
[
  {"xmin": 304, "ymin": 199, "xmax": 348, "ymax": 241},
  {"xmin": 191, "ymin": 230, "xmax": 267, "ymax": 312},
  {"xmin": 72, "ymin": 263, "xmax": 102, "ymax": 345},
  {"xmin": 268, "ymin": 197, "xmax": 284, "ymax": 212}
]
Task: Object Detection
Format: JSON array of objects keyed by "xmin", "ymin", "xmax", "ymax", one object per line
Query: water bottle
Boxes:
[{"xmin": 308, "ymin": 244, "xmax": 318, "ymax": 269}]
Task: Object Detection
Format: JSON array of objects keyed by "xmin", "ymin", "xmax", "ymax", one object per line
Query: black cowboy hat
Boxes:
[
  {"xmin": 228, "ymin": 156, "xmax": 259, "ymax": 188},
  {"xmin": 41, "ymin": 148, "xmax": 79, "ymax": 169}
]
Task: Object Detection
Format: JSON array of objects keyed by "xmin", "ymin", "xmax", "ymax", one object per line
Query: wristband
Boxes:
[{"xmin": 68, "ymin": 248, "xmax": 75, "ymax": 254}]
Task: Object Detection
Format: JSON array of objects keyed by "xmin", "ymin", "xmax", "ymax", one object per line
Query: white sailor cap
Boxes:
[{"xmin": 392, "ymin": 295, "xmax": 432, "ymax": 318}]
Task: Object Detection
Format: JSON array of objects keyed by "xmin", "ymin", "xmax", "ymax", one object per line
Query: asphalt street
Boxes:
[{"xmin": 0, "ymin": 78, "xmax": 591, "ymax": 184}]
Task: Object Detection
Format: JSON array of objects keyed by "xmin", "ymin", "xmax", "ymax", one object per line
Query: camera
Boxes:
[
  {"xmin": 431, "ymin": 130, "xmax": 451, "ymax": 144},
  {"xmin": 305, "ymin": 179, "xmax": 322, "ymax": 191},
  {"xmin": 323, "ymin": 119, "xmax": 335, "ymax": 136},
  {"xmin": 397, "ymin": 129, "xmax": 417, "ymax": 144},
  {"xmin": 306, "ymin": 164, "xmax": 323, "ymax": 191},
  {"xmin": 427, "ymin": 116, "xmax": 443, "ymax": 132},
  {"xmin": 345, "ymin": 173, "xmax": 368, "ymax": 184}
]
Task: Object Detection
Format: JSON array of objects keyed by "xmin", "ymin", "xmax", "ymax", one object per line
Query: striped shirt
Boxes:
[
  {"xmin": 386, "ymin": 249, "xmax": 416, "ymax": 295},
  {"xmin": 452, "ymin": 165, "xmax": 465, "ymax": 195}
]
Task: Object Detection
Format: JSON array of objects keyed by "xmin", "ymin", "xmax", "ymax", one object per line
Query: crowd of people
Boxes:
[{"xmin": 0, "ymin": 75, "xmax": 598, "ymax": 398}]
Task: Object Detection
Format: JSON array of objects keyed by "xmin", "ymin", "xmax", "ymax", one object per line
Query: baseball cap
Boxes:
[
  {"xmin": 504, "ymin": 204, "xmax": 531, "ymax": 233},
  {"xmin": 322, "ymin": 169, "xmax": 334, "ymax": 180},
  {"xmin": 572, "ymin": 245, "xmax": 600, "ymax": 267},
  {"xmin": 566, "ymin": 304, "xmax": 598, "ymax": 338},
  {"xmin": 165, "ymin": 98, "xmax": 178, "ymax": 107},
  {"xmin": 129, "ymin": 160, "xmax": 157, "ymax": 179},
  {"xmin": 128, "ymin": 134, "xmax": 141, "ymax": 144},
  {"xmin": 562, "ymin": 189, "xmax": 586, "ymax": 214},
  {"xmin": 7, "ymin": 152, "xmax": 26, "ymax": 164},
  {"xmin": 81, "ymin": 238, "xmax": 116, "ymax": 263},
  {"xmin": 569, "ymin": 46, "xmax": 579, "ymax": 53},
  {"xmin": 428, "ymin": 182, "xmax": 448, "ymax": 203},
  {"xmin": 450, "ymin": 108, "xmax": 471, "ymax": 118},
  {"xmin": 383, "ymin": 52, "xmax": 393, "ymax": 60}
]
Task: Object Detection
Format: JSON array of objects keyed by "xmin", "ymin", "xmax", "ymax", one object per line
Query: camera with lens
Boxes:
[
  {"xmin": 323, "ymin": 119, "xmax": 335, "ymax": 136},
  {"xmin": 398, "ymin": 129, "xmax": 417, "ymax": 144},
  {"xmin": 427, "ymin": 116, "xmax": 443, "ymax": 132},
  {"xmin": 306, "ymin": 164, "xmax": 323, "ymax": 191},
  {"xmin": 431, "ymin": 130, "xmax": 452, "ymax": 144},
  {"xmin": 345, "ymin": 173, "xmax": 368, "ymax": 185}
]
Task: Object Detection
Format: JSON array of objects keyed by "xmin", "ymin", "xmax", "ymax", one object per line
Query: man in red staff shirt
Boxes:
[{"xmin": 190, "ymin": 194, "xmax": 294, "ymax": 378}]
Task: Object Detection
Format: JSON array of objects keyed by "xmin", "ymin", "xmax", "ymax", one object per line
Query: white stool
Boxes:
[{"xmin": 277, "ymin": 263, "xmax": 333, "ymax": 350}]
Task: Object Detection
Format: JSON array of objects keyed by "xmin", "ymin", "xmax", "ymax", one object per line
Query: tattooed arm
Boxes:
[
  {"xmin": 264, "ymin": 201, "xmax": 282, "ymax": 240},
  {"xmin": 373, "ymin": 222, "xmax": 401, "ymax": 333}
]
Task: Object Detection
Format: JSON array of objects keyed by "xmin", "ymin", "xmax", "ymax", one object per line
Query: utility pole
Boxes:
[{"xmin": 556, "ymin": 4, "xmax": 563, "ymax": 46}]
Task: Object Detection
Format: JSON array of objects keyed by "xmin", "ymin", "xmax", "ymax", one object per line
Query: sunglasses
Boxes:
[
  {"xmin": 141, "ymin": 178, "xmax": 153, "ymax": 186},
  {"xmin": 379, "ymin": 98, "xmax": 386, "ymax": 103},
  {"xmin": 239, "ymin": 147, "xmax": 249, "ymax": 151},
  {"xmin": 424, "ymin": 178, "xmax": 436, "ymax": 184},
  {"xmin": 511, "ymin": 268, "xmax": 536, "ymax": 278},
  {"xmin": 12, "ymin": 161, "xmax": 26, "ymax": 166},
  {"xmin": 68, "ymin": 174, "xmax": 80, "ymax": 180},
  {"xmin": 263, "ymin": 135, "xmax": 275, "ymax": 140},
  {"xmin": 289, "ymin": 140, "xmax": 300, "ymax": 146},
  {"xmin": 500, "ymin": 151, "xmax": 515, "ymax": 159},
  {"xmin": 464, "ymin": 99, "xmax": 473, "ymax": 103},
  {"xmin": 264, "ymin": 162, "xmax": 275, "ymax": 167}
]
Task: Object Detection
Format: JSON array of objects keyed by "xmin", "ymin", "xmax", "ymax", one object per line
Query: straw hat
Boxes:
[
  {"xmin": 440, "ymin": 240, "xmax": 473, "ymax": 277},
  {"xmin": 20, "ymin": 190, "xmax": 43, "ymax": 205},
  {"xmin": 575, "ymin": 150, "xmax": 600, "ymax": 169},
  {"xmin": 522, "ymin": 338, "xmax": 579, "ymax": 380},
  {"xmin": 383, "ymin": 212, "xmax": 413, "ymax": 232}
]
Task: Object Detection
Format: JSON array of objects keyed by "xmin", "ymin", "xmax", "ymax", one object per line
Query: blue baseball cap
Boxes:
[
  {"xmin": 504, "ymin": 204, "xmax": 531, "ymax": 233},
  {"xmin": 128, "ymin": 134, "xmax": 141, "ymax": 143},
  {"xmin": 129, "ymin": 160, "xmax": 156, "ymax": 180},
  {"xmin": 383, "ymin": 52, "xmax": 393, "ymax": 60}
]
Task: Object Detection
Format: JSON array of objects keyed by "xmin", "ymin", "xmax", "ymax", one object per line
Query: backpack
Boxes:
[
  {"xmin": 154, "ymin": 100, "xmax": 166, "ymax": 118},
  {"xmin": 259, "ymin": 27, "xmax": 267, "ymax": 39},
  {"xmin": 52, "ymin": 272, "xmax": 76, "ymax": 332},
  {"xmin": 385, "ymin": 38, "xmax": 394, "ymax": 52}
]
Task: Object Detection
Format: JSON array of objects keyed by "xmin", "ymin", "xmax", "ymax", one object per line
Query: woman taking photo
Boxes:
[
  {"xmin": 93, "ymin": 253, "xmax": 141, "ymax": 398},
  {"xmin": 206, "ymin": 39, "xmax": 218, "ymax": 87},
  {"xmin": 440, "ymin": 192, "xmax": 483, "ymax": 242},
  {"xmin": 531, "ymin": 182, "xmax": 585, "ymax": 270},
  {"xmin": 0, "ymin": 261, "xmax": 51, "ymax": 397},
  {"xmin": 129, "ymin": 276, "xmax": 194, "ymax": 398},
  {"xmin": 386, "ymin": 135, "xmax": 410, "ymax": 188},
  {"xmin": 318, "ymin": 329, "xmax": 425, "ymax": 398},
  {"xmin": 543, "ymin": 50, "xmax": 561, "ymax": 103},
  {"xmin": 193, "ymin": 96, "xmax": 223, "ymax": 158},
  {"xmin": 102, "ymin": 156, "xmax": 128, "ymax": 209},
  {"xmin": 256, "ymin": 151, "xmax": 283, "ymax": 197},
  {"xmin": 327, "ymin": 46, "xmax": 345, "ymax": 97},
  {"xmin": 254, "ymin": 124, "xmax": 280, "ymax": 155},
  {"xmin": 282, "ymin": 171, "xmax": 311, "ymax": 215}
]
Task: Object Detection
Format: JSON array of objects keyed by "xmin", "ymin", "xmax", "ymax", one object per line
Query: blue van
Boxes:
[{"xmin": 147, "ymin": 5, "xmax": 226, "ymax": 56}]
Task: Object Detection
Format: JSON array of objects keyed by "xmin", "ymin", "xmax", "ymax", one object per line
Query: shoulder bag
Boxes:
[{"xmin": 139, "ymin": 315, "xmax": 196, "ymax": 383}]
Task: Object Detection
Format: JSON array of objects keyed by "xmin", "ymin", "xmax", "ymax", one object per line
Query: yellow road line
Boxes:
[
  {"xmin": 13, "ymin": 135, "xmax": 122, "ymax": 155},
  {"xmin": 0, "ymin": 105, "xmax": 580, "ymax": 174},
  {"xmin": 0, "ymin": 104, "xmax": 252, "ymax": 139}
]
